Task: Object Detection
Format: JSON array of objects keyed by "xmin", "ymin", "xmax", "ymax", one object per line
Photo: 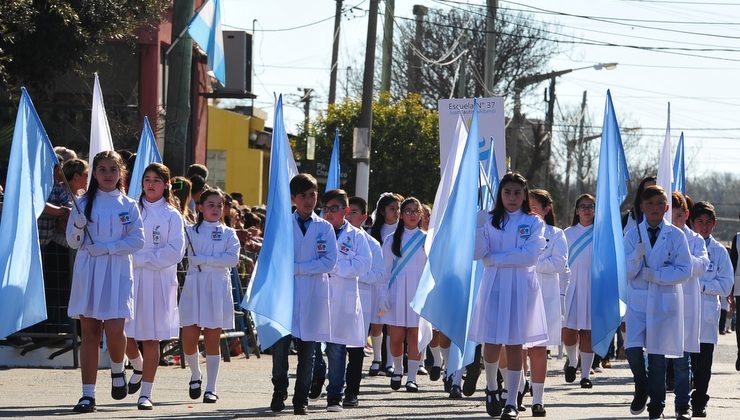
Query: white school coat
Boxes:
[
  {"xmin": 126, "ymin": 198, "xmax": 186, "ymax": 341},
  {"xmin": 679, "ymin": 225, "xmax": 710, "ymax": 353},
  {"xmin": 292, "ymin": 212, "xmax": 338, "ymax": 342},
  {"xmin": 698, "ymin": 236, "xmax": 733, "ymax": 345},
  {"xmin": 536, "ymin": 224, "xmax": 568, "ymax": 347},
  {"xmin": 380, "ymin": 227, "xmax": 427, "ymax": 328},
  {"xmin": 328, "ymin": 223, "xmax": 371, "ymax": 347},
  {"xmin": 67, "ymin": 189, "xmax": 145, "ymax": 321},
  {"xmin": 357, "ymin": 229, "xmax": 386, "ymax": 329},
  {"xmin": 624, "ymin": 221, "xmax": 691, "ymax": 357},
  {"xmin": 563, "ymin": 223, "xmax": 594, "ymax": 330},
  {"xmin": 178, "ymin": 221, "xmax": 240, "ymax": 329},
  {"xmin": 469, "ymin": 210, "xmax": 548, "ymax": 346}
]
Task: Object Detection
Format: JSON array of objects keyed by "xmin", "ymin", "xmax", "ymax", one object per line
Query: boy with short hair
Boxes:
[
  {"xmin": 270, "ymin": 173, "xmax": 337, "ymax": 416},
  {"xmin": 689, "ymin": 201, "xmax": 733, "ymax": 417},
  {"xmin": 624, "ymin": 185, "xmax": 691, "ymax": 420}
]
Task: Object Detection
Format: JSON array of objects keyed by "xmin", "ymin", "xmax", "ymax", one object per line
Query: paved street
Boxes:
[{"xmin": 1, "ymin": 333, "xmax": 738, "ymax": 419}]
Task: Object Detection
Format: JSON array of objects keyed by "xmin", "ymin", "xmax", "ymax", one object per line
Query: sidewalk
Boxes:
[{"xmin": 1, "ymin": 333, "xmax": 738, "ymax": 419}]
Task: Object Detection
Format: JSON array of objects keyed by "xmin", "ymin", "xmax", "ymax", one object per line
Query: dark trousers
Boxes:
[
  {"xmin": 736, "ymin": 297, "xmax": 740, "ymax": 353},
  {"xmin": 626, "ymin": 347, "xmax": 666, "ymax": 415},
  {"xmin": 345, "ymin": 347, "xmax": 365, "ymax": 396},
  {"xmin": 690, "ymin": 342, "xmax": 714, "ymax": 407},
  {"xmin": 719, "ymin": 309, "xmax": 728, "ymax": 333},
  {"xmin": 271, "ymin": 335, "xmax": 315, "ymax": 405}
]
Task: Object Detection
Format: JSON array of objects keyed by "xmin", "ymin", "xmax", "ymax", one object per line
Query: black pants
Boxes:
[
  {"xmin": 719, "ymin": 309, "xmax": 728, "ymax": 333},
  {"xmin": 736, "ymin": 297, "xmax": 740, "ymax": 353},
  {"xmin": 689, "ymin": 343, "xmax": 714, "ymax": 407},
  {"xmin": 345, "ymin": 347, "xmax": 365, "ymax": 396}
]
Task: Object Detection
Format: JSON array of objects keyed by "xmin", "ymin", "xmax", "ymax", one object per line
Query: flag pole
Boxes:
[
  {"xmin": 58, "ymin": 166, "xmax": 95, "ymax": 245},
  {"xmin": 184, "ymin": 227, "xmax": 202, "ymax": 272}
]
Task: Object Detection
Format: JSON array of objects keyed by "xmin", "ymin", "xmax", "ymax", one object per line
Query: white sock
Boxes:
[
  {"xmin": 371, "ymin": 334, "xmax": 383, "ymax": 362},
  {"xmin": 129, "ymin": 355, "xmax": 143, "ymax": 384},
  {"xmin": 532, "ymin": 382, "xmax": 545, "ymax": 405},
  {"xmin": 430, "ymin": 346, "xmax": 443, "ymax": 367},
  {"xmin": 440, "ymin": 346, "xmax": 450, "ymax": 369},
  {"xmin": 407, "ymin": 359, "xmax": 420, "ymax": 382},
  {"xmin": 205, "ymin": 355, "xmax": 221, "ymax": 393},
  {"xmin": 110, "ymin": 360, "xmax": 125, "ymax": 387},
  {"xmin": 506, "ymin": 370, "xmax": 522, "ymax": 406},
  {"xmin": 484, "ymin": 361, "xmax": 500, "ymax": 391},
  {"xmin": 185, "ymin": 352, "xmax": 202, "ymax": 382},
  {"xmin": 385, "ymin": 338, "xmax": 394, "ymax": 369},
  {"xmin": 518, "ymin": 370, "xmax": 526, "ymax": 392},
  {"xmin": 452, "ymin": 368, "xmax": 463, "ymax": 386},
  {"xmin": 580, "ymin": 352, "xmax": 594, "ymax": 379},
  {"xmin": 140, "ymin": 381, "xmax": 153, "ymax": 399},
  {"xmin": 565, "ymin": 344, "xmax": 579, "ymax": 367},
  {"xmin": 392, "ymin": 355, "xmax": 404, "ymax": 376},
  {"xmin": 500, "ymin": 367, "xmax": 509, "ymax": 390},
  {"xmin": 82, "ymin": 384, "xmax": 95, "ymax": 399}
]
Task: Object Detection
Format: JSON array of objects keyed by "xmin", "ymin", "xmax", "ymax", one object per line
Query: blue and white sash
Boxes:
[
  {"xmin": 388, "ymin": 230, "xmax": 425, "ymax": 288},
  {"xmin": 568, "ymin": 226, "xmax": 594, "ymax": 266}
]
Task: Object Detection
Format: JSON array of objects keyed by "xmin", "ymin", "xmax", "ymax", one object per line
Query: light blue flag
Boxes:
[
  {"xmin": 187, "ymin": 0, "xmax": 226, "ymax": 86},
  {"xmin": 243, "ymin": 95, "xmax": 295, "ymax": 349},
  {"xmin": 673, "ymin": 132, "xmax": 685, "ymax": 194},
  {"xmin": 325, "ymin": 129, "xmax": 340, "ymax": 192},
  {"xmin": 411, "ymin": 101, "xmax": 480, "ymax": 366},
  {"xmin": 591, "ymin": 90, "xmax": 630, "ymax": 357},
  {"xmin": 127, "ymin": 117, "xmax": 162, "ymax": 200},
  {"xmin": 0, "ymin": 88, "xmax": 58, "ymax": 339}
]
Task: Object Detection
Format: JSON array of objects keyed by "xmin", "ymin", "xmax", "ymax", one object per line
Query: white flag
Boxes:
[
  {"xmin": 656, "ymin": 102, "xmax": 673, "ymax": 222},
  {"xmin": 88, "ymin": 73, "xmax": 114, "ymax": 185}
]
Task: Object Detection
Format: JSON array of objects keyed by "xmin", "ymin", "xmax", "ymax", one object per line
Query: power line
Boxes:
[
  {"xmin": 223, "ymin": 0, "xmax": 367, "ymax": 32},
  {"xmin": 619, "ymin": 0, "xmax": 740, "ymax": 5}
]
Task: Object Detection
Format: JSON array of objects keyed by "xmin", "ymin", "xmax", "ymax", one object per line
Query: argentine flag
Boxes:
[{"xmin": 188, "ymin": 0, "xmax": 226, "ymax": 87}]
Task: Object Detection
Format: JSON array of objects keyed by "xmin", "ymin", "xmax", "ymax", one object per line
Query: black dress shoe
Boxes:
[
  {"xmin": 429, "ymin": 365, "xmax": 442, "ymax": 381},
  {"xmin": 189, "ymin": 378, "xmax": 202, "ymax": 400},
  {"xmin": 390, "ymin": 374, "xmax": 403, "ymax": 390},
  {"xmin": 565, "ymin": 366, "xmax": 577, "ymax": 383},
  {"xmin": 485, "ymin": 389, "xmax": 502, "ymax": 417},
  {"xmin": 501, "ymin": 404, "xmax": 519, "ymax": 419},
  {"xmin": 531, "ymin": 403, "xmax": 546, "ymax": 417},
  {"xmin": 137, "ymin": 396, "xmax": 153, "ymax": 410},
  {"xmin": 463, "ymin": 364, "xmax": 481, "ymax": 396},
  {"xmin": 343, "ymin": 393, "xmax": 359, "ymax": 407},
  {"xmin": 368, "ymin": 361, "xmax": 381, "ymax": 376},
  {"xmin": 443, "ymin": 374, "xmax": 452, "ymax": 393},
  {"xmin": 308, "ymin": 376, "xmax": 324, "ymax": 400},
  {"xmin": 203, "ymin": 391, "xmax": 218, "ymax": 403},
  {"xmin": 675, "ymin": 405, "xmax": 691, "ymax": 420},
  {"xmin": 72, "ymin": 396, "xmax": 96, "ymax": 413},
  {"xmin": 405, "ymin": 380, "xmax": 419, "ymax": 392},
  {"xmin": 692, "ymin": 406, "xmax": 707, "ymax": 417},
  {"xmin": 294, "ymin": 401, "xmax": 308, "ymax": 415},
  {"xmin": 111, "ymin": 371, "xmax": 128, "ymax": 400},
  {"xmin": 128, "ymin": 369, "xmax": 143, "ymax": 394},
  {"xmin": 580, "ymin": 378, "xmax": 593, "ymax": 389},
  {"xmin": 630, "ymin": 388, "xmax": 648, "ymax": 415},
  {"xmin": 736, "ymin": 354, "xmax": 740, "ymax": 371},
  {"xmin": 449, "ymin": 385, "xmax": 462, "ymax": 399},
  {"xmin": 270, "ymin": 391, "xmax": 287, "ymax": 412}
]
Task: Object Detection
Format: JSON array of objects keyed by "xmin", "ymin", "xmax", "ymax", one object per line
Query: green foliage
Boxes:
[{"xmin": 309, "ymin": 93, "xmax": 440, "ymax": 208}]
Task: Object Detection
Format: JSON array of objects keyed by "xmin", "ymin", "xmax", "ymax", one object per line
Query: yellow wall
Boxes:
[{"xmin": 207, "ymin": 106, "xmax": 267, "ymax": 205}]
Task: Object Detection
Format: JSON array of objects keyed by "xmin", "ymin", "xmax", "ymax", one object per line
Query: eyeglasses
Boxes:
[
  {"xmin": 577, "ymin": 204, "xmax": 595, "ymax": 211},
  {"xmin": 403, "ymin": 209, "xmax": 421, "ymax": 215},
  {"xmin": 321, "ymin": 204, "xmax": 346, "ymax": 213}
]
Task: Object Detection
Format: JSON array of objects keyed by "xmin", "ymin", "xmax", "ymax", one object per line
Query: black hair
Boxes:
[
  {"xmin": 690, "ymin": 201, "xmax": 716, "ymax": 222},
  {"xmin": 190, "ymin": 174, "xmax": 206, "ymax": 195},
  {"xmin": 322, "ymin": 188, "xmax": 349, "ymax": 207},
  {"xmin": 62, "ymin": 158, "xmax": 88, "ymax": 182},
  {"xmin": 84, "ymin": 151, "xmax": 128, "ymax": 221},
  {"xmin": 194, "ymin": 189, "xmax": 224, "ymax": 233},
  {"xmin": 290, "ymin": 173, "xmax": 318, "ymax": 196},
  {"xmin": 370, "ymin": 192, "xmax": 404, "ymax": 244},
  {"xmin": 572, "ymin": 193, "xmax": 596, "ymax": 226},
  {"xmin": 391, "ymin": 197, "xmax": 422, "ymax": 258},
  {"xmin": 640, "ymin": 185, "xmax": 667, "ymax": 203},
  {"xmin": 186, "ymin": 163, "xmax": 209, "ymax": 180},
  {"xmin": 349, "ymin": 196, "xmax": 368, "ymax": 215},
  {"xmin": 138, "ymin": 163, "xmax": 177, "ymax": 213},
  {"xmin": 529, "ymin": 189, "xmax": 557, "ymax": 226},
  {"xmin": 631, "ymin": 176, "xmax": 656, "ymax": 223},
  {"xmin": 490, "ymin": 172, "xmax": 531, "ymax": 230}
]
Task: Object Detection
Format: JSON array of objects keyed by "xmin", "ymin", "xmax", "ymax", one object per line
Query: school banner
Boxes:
[{"xmin": 438, "ymin": 97, "xmax": 506, "ymax": 180}]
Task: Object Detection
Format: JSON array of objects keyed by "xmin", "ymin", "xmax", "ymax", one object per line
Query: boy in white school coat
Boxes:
[
  {"xmin": 689, "ymin": 201, "xmax": 734, "ymax": 418},
  {"xmin": 624, "ymin": 185, "xmax": 691, "ymax": 420},
  {"xmin": 270, "ymin": 174, "xmax": 337, "ymax": 416},
  {"xmin": 315, "ymin": 189, "xmax": 372, "ymax": 412}
]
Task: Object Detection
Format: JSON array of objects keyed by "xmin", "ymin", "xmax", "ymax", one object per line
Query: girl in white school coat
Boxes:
[
  {"xmin": 689, "ymin": 201, "xmax": 734, "ymax": 417},
  {"xmin": 528, "ymin": 189, "xmax": 568, "ymax": 417},
  {"xmin": 123, "ymin": 163, "xmax": 186, "ymax": 410},
  {"xmin": 470, "ymin": 172, "xmax": 547, "ymax": 420},
  {"xmin": 368, "ymin": 192, "xmax": 403, "ymax": 375},
  {"xmin": 66, "ymin": 151, "xmax": 145, "ymax": 413},
  {"xmin": 380, "ymin": 197, "xmax": 427, "ymax": 392},
  {"xmin": 562, "ymin": 194, "xmax": 596, "ymax": 388},
  {"xmin": 178, "ymin": 189, "xmax": 240, "ymax": 404}
]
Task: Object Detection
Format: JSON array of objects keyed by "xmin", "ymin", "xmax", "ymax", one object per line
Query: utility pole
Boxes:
[
  {"xmin": 564, "ymin": 90, "xmax": 587, "ymax": 208},
  {"xmin": 380, "ymin": 0, "xmax": 395, "ymax": 95},
  {"xmin": 407, "ymin": 5, "xmax": 427, "ymax": 94},
  {"xmin": 353, "ymin": 0, "xmax": 379, "ymax": 201},
  {"xmin": 163, "ymin": 0, "xmax": 194, "ymax": 177},
  {"xmin": 543, "ymin": 77, "xmax": 556, "ymax": 189},
  {"xmin": 328, "ymin": 0, "xmax": 343, "ymax": 105},
  {"xmin": 456, "ymin": 53, "xmax": 467, "ymax": 98},
  {"xmin": 483, "ymin": 0, "xmax": 498, "ymax": 95},
  {"xmin": 300, "ymin": 88, "xmax": 313, "ymax": 156}
]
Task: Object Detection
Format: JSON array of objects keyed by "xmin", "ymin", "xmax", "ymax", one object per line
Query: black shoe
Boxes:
[
  {"xmin": 485, "ymin": 389, "xmax": 502, "ymax": 417},
  {"xmin": 531, "ymin": 403, "xmax": 546, "ymax": 417},
  {"xmin": 72, "ymin": 396, "xmax": 96, "ymax": 413},
  {"xmin": 501, "ymin": 404, "xmax": 519, "ymax": 419},
  {"xmin": 384, "ymin": 365, "xmax": 395, "ymax": 377},
  {"xmin": 270, "ymin": 391, "xmax": 287, "ymax": 412},
  {"xmin": 417, "ymin": 365, "xmax": 428, "ymax": 375},
  {"xmin": 308, "ymin": 376, "xmax": 324, "ymax": 400},
  {"xmin": 189, "ymin": 378, "xmax": 202, "ymax": 400},
  {"xmin": 647, "ymin": 406, "xmax": 664, "ymax": 420},
  {"xmin": 691, "ymin": 392, "xmax": 709, "ymax": 417},
  {"xmin": 430, "ymin": 365, "xmax": 442, "ymax": 381},
  {"xmin": 517, "ymin": 391, "xmax": 526, "ymax": 411},
  {"xmin": 675, "ymin": 405, "xmax": 691, "ymax": 420},
  {"xmin": 443, "ymin": 374, "xmax": 452, "ymax": 393},
  {"xmin": 111, "ymin": 371, "xmax": 128, "ymax": 400},
  {"xmin": 369, "ymin": 361, "xmax": 381, "ymax": 376},
  {"xmin": 203, "ymin": 391, "xmax": 218, "ymax": 403},
  {"xmin": 449, "ymin": 384, "xmax": 463, "ymax": 399},
  {"xmin": 463, "ymin": 364, "xmax": 481, "ymax": 396},
  {"xmin": 390, "ymin": 374, "xmax": 403, "ymax": 390},
  {"xmin": 294, "ymin": 401, "xmax": 308, "ymax": 415},
  {"xmin": 580, "ymin": 378, "xmax": 593, "ymax": 389},
  {"xmin": 666, "ymin": 378, "xmax": 675, "ymax": 392},
  {"xmin": 137, "ymin": 396, "xmax": 153, "ymax": 410},
  {"xmin": 326, "ymin": 398, "xmax": 343, "ymax": 412},
  {"xmin": 736, "ymin": 354, "xmax": 740, "ymax": 371},
  {"xmin": 630, "ymin": 387, "xmax": 648, "ymax": 415},
  {"xmin": 565, "ymin": 366, "xmax": 577, "ymax": 383},
  {"xmin": 128, "ymin": 369, "xmax": 143, "ymax": 394},
  {"xmin": 405, "ymin": 380, "xmax": 419, "ymax": 392},
  {"xmin": 343, "ymin": 393, "xmax": 359, "ymax": 408},
  {"xmin": 692, "ymin": 406, "xmax": 706, "ymax": 417}
]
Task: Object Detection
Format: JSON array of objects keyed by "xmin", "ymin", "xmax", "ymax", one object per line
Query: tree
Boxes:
[{"xmin": 307, "ymin": 93, "xmax": 440, "ymax": 208}]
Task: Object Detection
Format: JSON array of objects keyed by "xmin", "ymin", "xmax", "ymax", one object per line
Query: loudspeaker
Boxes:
[{"xmin": 221, "ymin": 30, "xmax": 252, "ymax": 94}]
